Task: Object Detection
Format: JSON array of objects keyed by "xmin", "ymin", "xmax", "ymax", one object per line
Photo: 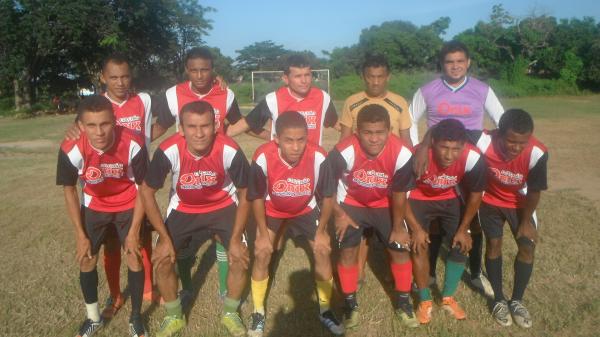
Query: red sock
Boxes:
[
  {"xmin": 337, "ymin": 264, "xmax": 359, "ymax": 294},
  {"xmin": 104, "ymin": 249, "xmax": 121, "ymax": 299},
  {"xmin": 141, "ymin": 236, "xmax": 153, "ymax": 295},
  {"xmin": 390, "ymin": 261, "xmax": 412, "ymax": 292}
]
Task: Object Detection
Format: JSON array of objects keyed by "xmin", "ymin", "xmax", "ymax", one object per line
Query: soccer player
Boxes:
[
  {"xmin": 326, "ymin": 104, "xmax": 418, "ymax": 329},
  {"xmin": 405, "ymin": 119, "xmax": 486, "ymax": 324},
  {"xmin": 57, "ymin": 95, "xmax": 148, "ymax": 337},
  {"xmin": 409, "ymin": 40, "xmax": 505, "ymax": 296},
  {"xmin": 246, "ymin": 112, "xmax": 343, "ymax": 337},
  {"xmin": 227, "ymin": 53, "xmax": 338, "ymax": 145},
  {"xmin": 467, "ymin": 109, "xmax": 547, "ymax": 328},
  {"xmin": 141, "ymin": 101, "xmax": 250, "ymax": 337},
  {"xmin": 65, "ymin": 54, "xmax": 159, "ymax": 318},
  {"xmin": 153, "ymin": 47, "xmax": 242, "ymax": 301},
  {"xmin": 338, "ymin": 54, "xmax": 413, "ymax": 288}
]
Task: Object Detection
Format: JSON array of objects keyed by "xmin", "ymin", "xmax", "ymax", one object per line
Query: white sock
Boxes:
[{"xmin": 85, "ymin": 302, "xmax": 101, "ymax": 322}]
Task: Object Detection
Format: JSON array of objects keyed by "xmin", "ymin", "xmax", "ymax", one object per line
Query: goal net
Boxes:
[{"xmin": 251, "ymin": 69, "xmax": 330, "ymax": 102}]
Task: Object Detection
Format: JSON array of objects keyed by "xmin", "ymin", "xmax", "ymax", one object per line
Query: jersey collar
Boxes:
[
  {"xmin": 188, "ymin": 81, "xmax": 214, "ymax": 99},
  {"xmin": 442, "ymin": 76, "xmax": 469, "ymax": 92},
  {"xmin": 89, "ymin": 132, "xmax": 115, "ymax": 155},
  {"xmin": 104, "ymin": 92, "xmax": 129, "ymax": 107}
]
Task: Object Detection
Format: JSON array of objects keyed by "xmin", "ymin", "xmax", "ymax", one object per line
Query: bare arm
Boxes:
[
  {"xmin": 64, "ymin": 185, "xmax": 91, "ymax": 263},
  {"xmin": 151, "ymin": 123, "xmax": 168, "ymax": 141},
  {"xmin": 339, "ymin": 125, "xmax": 352, "ymax": 142}
]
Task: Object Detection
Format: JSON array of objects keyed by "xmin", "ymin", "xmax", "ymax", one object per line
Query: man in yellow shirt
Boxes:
[{"xmin": 338, "ymin": 54, "xmax": 412, "ymax": 145}]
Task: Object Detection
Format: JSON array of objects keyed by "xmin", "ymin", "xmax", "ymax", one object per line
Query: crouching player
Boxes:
[
  {"xmin": 140, "ymin": 101, "xmax": 251, "ymax": 337},
  {"xmin": 326, "ymin": 104, "xmax": 419, "ymax": 329},
  {"xmin": 57, "ymin": 95, "xmax": 148, "ymax": 337},
  {"xmin": 405, "ymin": 119, "xmax": 486, "ymax": 324},
  {"xmin": 247, "ymin": 112, "xmax": 344, "ymax": 336},
  {"xmin": 469, "ymin": 109, "xmax": 548, "ymax": 328}
]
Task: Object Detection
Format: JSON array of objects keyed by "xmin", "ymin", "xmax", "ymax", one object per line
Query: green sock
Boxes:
[
  {"xmin": 418, "ymin": 287, "xmax": 432, "ymax": 301},
  {"xmin": 442, "ymin": 260, "xmax": 466, "ymax": 297},
  {"xmin": 165, "ymin": 298, "xmax": 183, "ymax": 318},
  {"xmin": 223, "ymin": 297, "xmax": 240, "ymax": 314},
  {"xmin": 216, "ymin": 242, "xmax": 229, "ymax": 297},
  {"xmin": 177, "ymin": 256, "xmax": 195, "ymax": 292}
]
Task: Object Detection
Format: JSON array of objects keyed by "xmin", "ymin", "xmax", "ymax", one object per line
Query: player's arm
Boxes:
[
  {"xmin": 404, "ymin": 200, "xmax": 429, "ymax": 254},
  {"xmin": 151, "ymin": 93, "xmax": 175, "ymax": 140},
  {"xmin": 338, "ymin": 99, "xmax": 354, "ymax": 141},
  {"xmin": 125, "ymin": 144, "xmax": 149, "ymax": 258},
  {"xmin": 323, "ymin": 100, "xmax": 338, "ymax": 129},
  {"xmin": 324, "ymin": 148, "xmax": 359, "ymax": 242},
  {"xmin": 389, "ymin": 152, "xmax": 416, "ymax": 248},
  {"xmin": 484, "ymin": 87, "xmax": 504, "ymax": 127},
  {"xmin": 408, "ymin": 88, "xmax": 427, "ymax": 146},
  {"xmin": 246, "ymin": 160, "xmax": 274, "ymax": 259},
  {"xmin": 227, "ymin": 99, "xmax": 271, "ymax": 140},
  {"xmin": 518, "ymin": 151, "xmax": 548, "ymax": 243},
  {"xmin": 227, "ymin": 149, "xmax": 252, "ymax": 268}
]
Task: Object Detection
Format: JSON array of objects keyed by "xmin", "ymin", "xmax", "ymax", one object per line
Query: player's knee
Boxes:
[
  {"xmin": 253, "ymin": 247, "xmax": 272, "ymax": 266},
  {"xmin": 339, "ymin": 247, "xmax": 359, "ymax": 266},
  {"xmin": 486, "ymin": 238, "xmax": 502, "ymax": 258},
  {"xmin": 447, "ymin": 246, "xmax": 467, "ymax": 263},
  {"xmin": 312, "ymin": 244, "xmax": 331, "ymax": 260},
  {"xmin": 516, "ymin": 237, "xmax": 535, "ymax": 261},
  {"xmin": 155, "ymin": 258, "xmax": 174, "ymax": 276},
  {"xmin": 389, "ymin": 250, "xmax": 410, "ymax": 264},
  {"xmin": 79, "ymin": 255, "xmax": 98, "ymax": 271},
  {"xmin": 125, "ymin": 253, "xmax": 142, "ymax": 271}
]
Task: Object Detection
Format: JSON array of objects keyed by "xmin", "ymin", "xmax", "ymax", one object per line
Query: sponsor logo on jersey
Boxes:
[
  {"xmin": 422, "ymin": 174, "xmax": 458, "ymax": 189},
  {"xmin": 490, "ymin": 168, "xmax": 524, "ymax": 186},
  {"xmin": 84, "ymin": 163, "xmax": 124, "ymax": 184},
  {"xmin": 437, "ymin": 101, "xmax": 472, "ymax": 116},
  {"xmin": 272, "ymin": 177, "xmax": 311, "ymax": 197},
  {"xmin": 117, "ymin": 116, "xmax": 142, "ymax": 132},
  {"xmin": 179, "ymin": 170, "xmax": 218, "ymax": 189},
  {"xmin": 297, "ymin": 110, "xmax": 317, "ymax": 129},
  {"xmin": 352, "ymin": 169, "xmax": 388, "ymax": 188}
]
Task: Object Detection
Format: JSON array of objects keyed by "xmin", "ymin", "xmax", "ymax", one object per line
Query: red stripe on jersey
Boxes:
[
  {"xmin": 159, "ymin": 133, "xmax": 240, "ymax": 214},
  {"xmin": 479, "ymin": 130, "xmax": 547, "ymax": 208},
  {"xmin": 170, "ymin": 82, "xmax": 230, "ymax": 133},
  {"xmin": 253, "ymin": 141, "xmax": 327, "ymax": 218},
  {"xmin": 60, "ymin": 126, "xmax": 144, "ymax": 212},
  {"xmin": 105, "ymin": 93, "xmax": 152, "ymax": 147},
  {"xmin": 336, "ymin": 135, "xmax": 412, "ymax": 208}
]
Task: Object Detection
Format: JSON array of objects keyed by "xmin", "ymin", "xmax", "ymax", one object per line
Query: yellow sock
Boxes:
[
  {"xmin": 251, "ymin": 277, "xmax": 269, "ymax": 315},
  {"xmin": 316, "ymin": 278, "xmax": 333, "ymax": 313}
]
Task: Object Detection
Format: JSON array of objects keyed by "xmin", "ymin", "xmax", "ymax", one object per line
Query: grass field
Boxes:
[{"xmin": 1, "ymin": 96, "xmax": 599, "ymax": 337}]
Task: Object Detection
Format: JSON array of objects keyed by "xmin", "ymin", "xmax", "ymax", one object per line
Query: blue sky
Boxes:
[{"xmin": 201, "ymin": 0, "xmax": 599, "ymax": 59}]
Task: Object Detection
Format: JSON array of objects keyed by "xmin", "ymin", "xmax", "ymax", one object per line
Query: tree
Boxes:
[{"xmin": 235, "ymin": 40, "xmax": 290, "ymax": 73}]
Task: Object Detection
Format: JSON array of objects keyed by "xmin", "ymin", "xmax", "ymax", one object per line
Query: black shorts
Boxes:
[
  {"xmin": 338, "ymin": 203, "xmax": 396, "ymax": 249},
  {"xmin": 82, "ymin": 207, "xmax": 134, "ymax": 255},
  {"xmin": 163, "ymin": 204, "xmax": 237, "ymax": 256},
  {"xmin": 409, "ymin": 198, "xmax": 461, "ymax": 242},
  {"xmin": 478, "ymin": 202, "xmax": 538, "ymax": 239},
  {"xmin": 266, "ymin": 209, "xmax": 319, "ymax": 241}
]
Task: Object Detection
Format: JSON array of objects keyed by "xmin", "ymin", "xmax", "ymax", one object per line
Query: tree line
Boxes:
[{"xmin": 1, "ymin": 2, "xmax": 599, "ymax": 112}]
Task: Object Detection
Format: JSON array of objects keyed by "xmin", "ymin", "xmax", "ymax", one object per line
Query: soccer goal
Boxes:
[{"xmin": 251, "ymin": 69, "xmax": 330, "ymax": 102}]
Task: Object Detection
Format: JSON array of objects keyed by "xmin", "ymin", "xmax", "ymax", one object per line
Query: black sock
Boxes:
[
  {"xmin": 394, "ymin": 291, "xmax": 410, "ymax": 310},
  {"xmin": 344, "ymin": 292, "xmax": 358, "ymax": 309},
  {"xmin": 485, "ymin": 256, "xmax": 505, "ymax": 302},
  {"xmin": 80, "ymin": 269, "xmax": 99, "ymax": 304},
  {"xmin": 428, "ymin": 234, "xmax": 443, "ymax": 278},
  {"xmin": 128, "ymin": 269, "xmax": 145, "ymax": 318},
  {"xmin": 511, "ymin": 259, "xmax": 533, "ymax": 302},
  {"xmin": 469, "ymin": 233, "xmax": 483, "ymax": 278}
]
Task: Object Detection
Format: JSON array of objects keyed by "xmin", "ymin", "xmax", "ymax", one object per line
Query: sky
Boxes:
[{"xmin": 201, "ymin": 0, "xmax": 600, "ymax": 59}]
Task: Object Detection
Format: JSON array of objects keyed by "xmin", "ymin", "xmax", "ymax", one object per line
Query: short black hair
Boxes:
[
  {"xmin": 185, "ymin": 47, "xmax": 214, "ymax": 68},
  {"xmin": 431, "ymin": 119, "xmax": 467, "ymax": 143},
  {"xmin": 498, "ymin": 109, "xmax": 534, "ymax": 135},
  {"xmin": 179, "ymin": 101, "xmax": 215, "ymax": 122},
  {"xmin": 102, "ymin": 53, "xmax": 130, "ymax": 72},
  {"xmin": 362, "ymin": 54, "xmax": 390, "ymax": 74},
  {"xmin": 357, "ymin": 104, "xmax": 390, "ymax": 130},
  {"xmin": 275, "ymin": 111, "xmax": 308, "ymax": 135},
  {"xmin": 77, "ymin": 95, "xmax": 114, "ymax": 120},
  {"xmin": 439, "ymin": 40, "xmax": 470, "ymax": 64},
  {"xmin": 283, "ymin": 54, "xmax": 311, "ymax": 75}
]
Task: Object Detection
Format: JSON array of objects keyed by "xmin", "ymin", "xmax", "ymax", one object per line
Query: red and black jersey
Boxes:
[
  {"xmin": 56, "ymin": 126, "xmax": 148, "ymax": 212},
  {"xmin": 409, "ymin": 143, "xmax": 486, "ymax": 201},
  {"xmin": 104, "ymin": 92, "xmax": 152, "ymax": 148},
  {"xmin": 145, "ymin": 133, "xmax": 249, "ymax": 215},
  {"xmin": 247, "ymin": 140, "xmax": 334, "ymax": 218},
  {"xmin": 326, "ymin": 134, "xmax": 415, "ymax": 208},
  {"xmin": 245, "ymin": 87, "xmax": 338, "ymax": 145},
  {"xmin": 155, "ymin": 82, "xmax": 242, "ymax": 133},
  {"xmin": 469, "ymin": 130, "xmax": 548, "ymax": 208}
]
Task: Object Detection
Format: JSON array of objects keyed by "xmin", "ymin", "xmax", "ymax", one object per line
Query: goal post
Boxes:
[{"xmin": 251, "ymin": 69, "xmax": 330, "ymax": 102}]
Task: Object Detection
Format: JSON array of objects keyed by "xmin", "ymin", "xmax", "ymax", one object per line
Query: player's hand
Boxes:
[
  {"xmin": 334, "ymin": 211, "xmax": 359, "ymax": 243},
  {"xmin": 214, "ymin": 75, "xmax": 228, "ymax": 90},
  {"xmin": 125, "ymin": 233, "xmax": 142, "ymax": 260},
  {"xmin": 153, "ymin": 238, "xmax": 176, "ymax": 265},
  {"xmin": 76, "ymin": 235, "xmax": 92, "ymax": 264},
  {"xmin": 411, "ymin": 228, "xmax": 430, "ymax": 255},
  {"xmin": 228, "ymin": 239, "xmax": 250, "ymax": 270},
  {"xmin": 413, "ymin": 145, "xmax": 429, "ymax": 178},
  {"xmin": 254, "ymin": 228, "xmax": 273, "ymax": 258},
  {"xmin": 452, "ymin": 229, "xmax": 472, "ymax": 255},
  {"xmin": 389, "ymin": 229, "xmax": 411, "ymax": 250},
  {"xmin": 64, "ymin": 123, "xmax": 81, "ymax": 141},
  {"xmin": 517, "ymin": 220, "xmax": 538, "ymax": 244},
  {"xmin": 314, "ymin": 230, "xmax": 331, "ymax": 255}
]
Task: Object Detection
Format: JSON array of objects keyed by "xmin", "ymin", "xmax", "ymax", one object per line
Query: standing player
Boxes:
[
  {"xmin": 405, "ymin": 119, "xmax": 486, "ymax": 324},
  {"xmin": 409, "ymin": 41, "xmax": 504, "ymax": 296},
  {"xmin": 227, "ymin": 54, "xmax": 338, "ymax": 145},
  {"xmin": 153, "ymin": 47, "xmax": 243, "ymax": 301},
  {"xmin": 141, "ymin": 101, "xmax": 251, "ymax": 337},
  {"xmin": 467, "ymin": 109, "xmax": 547, "ymax": 328},
  {"xmin": 338, "ymin": 54, "xmax": 413, "ymax": 288},
  {"xmin": 246, "ymin": 112, "xmax": 343, "ymax": 337},
  {"xmin": 57, "ymin": 96, "xmax": 148, "ymax": 337},
  {"xmin": 326, "ymin": 104, "xmax": 418, "ymax": 329}
]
